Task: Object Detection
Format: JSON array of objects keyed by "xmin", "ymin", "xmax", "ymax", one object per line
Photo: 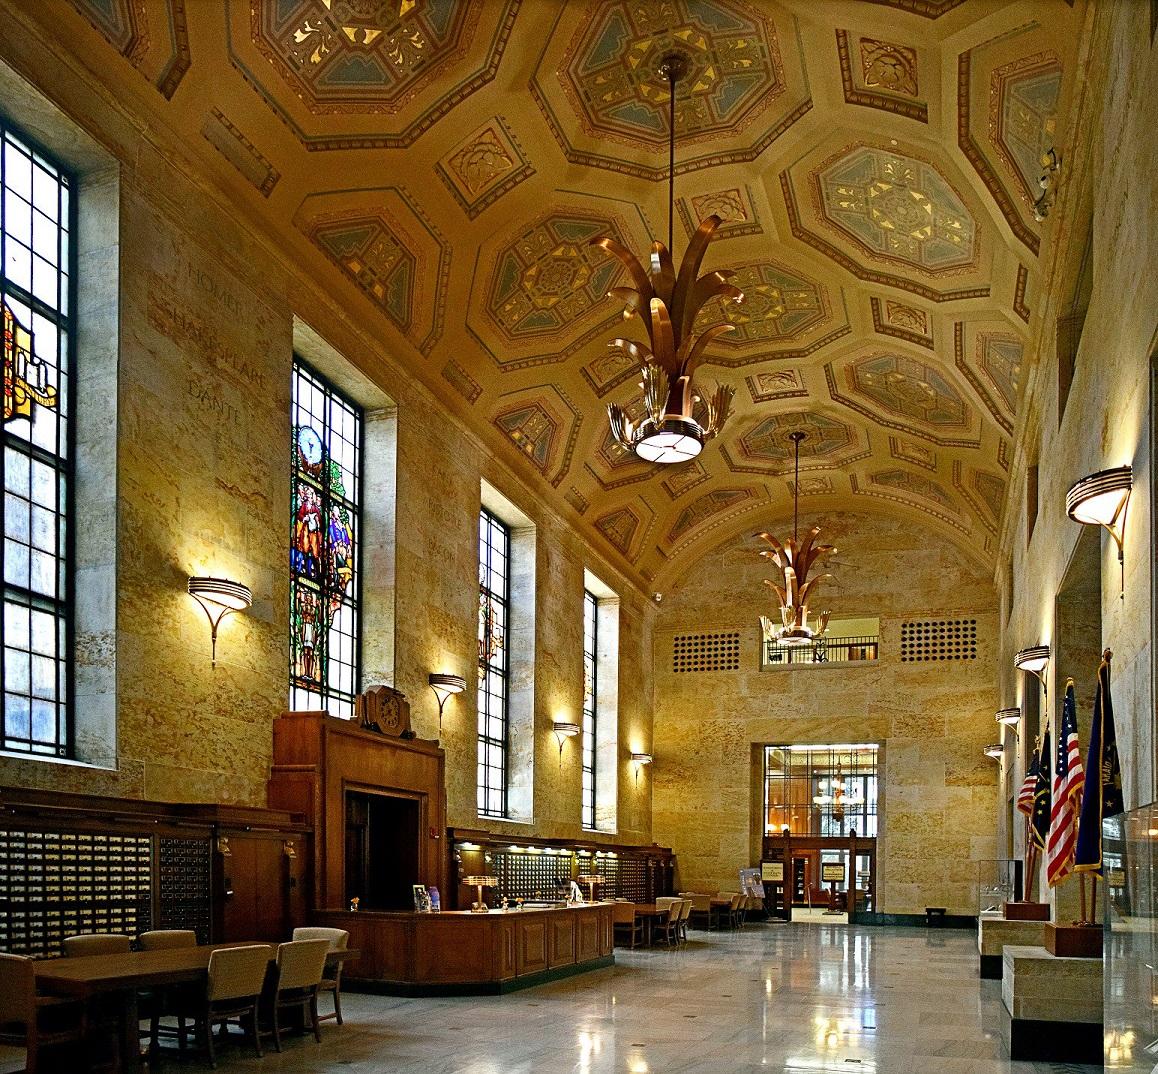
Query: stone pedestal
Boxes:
[
  {"xmin": 1001, "ymin": 944, "xmax": 1102, "ymax": 1063},
  {"xmin": 977, "ymin": 917, "xmax": 1046, "ymax": 978}
]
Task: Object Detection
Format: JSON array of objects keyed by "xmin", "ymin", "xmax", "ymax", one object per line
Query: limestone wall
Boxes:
[
  {"xmin": 652, "ymin": 510, "xmax": 999, "ymax": 916},
  {"xmin": 0, "ymin": 29, "xmax": 654, "ymax": 846},
  {"xmin": 995, "ymin": 0, "xmax": 1157, "ymax": 912}
]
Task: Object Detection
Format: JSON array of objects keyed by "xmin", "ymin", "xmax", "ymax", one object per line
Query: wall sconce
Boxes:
[
  {"xmin": 187, "ymin": 576, "xmax": 251, "ymax": 667},
  {"xmin": 984, "ymin": 743, "xmax": 1004, "ymax": 760},
  {"xmin": 1015, "ymin": 645, "xmax": 1050, "ymax": 698},
  {"xmin": 630, "ymin": 752, "xmax": 653, "ymax": 784},
  {"xmin": 1066, "ymin": 464, "xmax": 1132, "ymax": 598},
  {"xmin": 428, "ymin": 673, "xmax": 467, "ymax": 729},
  {"xmin": 1032, "ymin": 147, "xmax": 1060, "ymax": 222},
  {"xmin": 996, "ymin": 708, "xmax": 1021, "ymax": 732},
  {"xmin": 552, "ymin": 721, "xmax": 580, "ymax": 767}
]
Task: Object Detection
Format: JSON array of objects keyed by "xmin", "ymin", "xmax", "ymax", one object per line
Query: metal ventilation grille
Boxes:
[
  {"xmin": 672, "ymin": 632, "xmax": 741, "ymax": 673},
  {"xmin": 900, "ymin": 618, "xmax": 978, "ymax": 662}
]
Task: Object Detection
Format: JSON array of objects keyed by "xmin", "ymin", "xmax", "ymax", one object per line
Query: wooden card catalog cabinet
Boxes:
[{"xmin": 267, "ymin": 710, "xmax": 448, "ymax": 911}]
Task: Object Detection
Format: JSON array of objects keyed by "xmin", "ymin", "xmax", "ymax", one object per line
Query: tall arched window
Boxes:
[
  {"xmin": 290, "ymin": 359, "xmax": 362, "ymax": 718},
  {"xmin": 2, "ymin": 121, "xmax": 74, "ymax": 756}
]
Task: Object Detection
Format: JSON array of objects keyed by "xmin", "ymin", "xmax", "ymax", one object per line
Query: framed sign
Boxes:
[
  {"xmin": 821, "ymin": 863, "xmax": 846, "ymax": 883},
  {"xmin": 761, "ymin": 861, "xmax": 785, "ymax": 883}
]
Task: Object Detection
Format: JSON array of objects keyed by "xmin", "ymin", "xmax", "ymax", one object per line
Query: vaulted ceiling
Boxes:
[{"xmin": 49, "ymin": 0, "xmax": 1083, "ymax": 589}]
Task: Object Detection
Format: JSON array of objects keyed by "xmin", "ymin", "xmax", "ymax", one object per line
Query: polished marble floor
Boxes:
[{"xmin": 1, "ymin": 922, "xmax": 1102, "ymax": 1073}]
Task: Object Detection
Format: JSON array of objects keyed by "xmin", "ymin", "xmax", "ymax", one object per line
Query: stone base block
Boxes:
[
  {"xmin": 977, "ymin": 917, "xmax": 1047, "ymax": 978},
  {"xmin": 1044, "ymin": 921, "xmax": 1102, "ymax": 958},
  {"xmin": 1008, "ymin": 1016, "xmax": 1103, "ymax": 1063},
  {"xmin": 1003, "ymin": 900, "xmax": 1050, "ymax": 921},
  {"xmin": 1002, "ymin": 944, "xmax": 1103, "ymax": 1042}
]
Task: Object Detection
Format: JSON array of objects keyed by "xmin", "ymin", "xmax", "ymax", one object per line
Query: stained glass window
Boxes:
[
  {"xmin": 478, "ymin": 508, "xmax": 510, "ymax": 819},
  {"xmin": 290, "ymin": 360, "xmax": 362, "ymax": 718},
  {"xmin": 582, "ymin": 590, "xmax": 597, "ymax": 830},
  {"xmin": 2, "ymin": 122, "xmax": 74, "ymax": 756}
]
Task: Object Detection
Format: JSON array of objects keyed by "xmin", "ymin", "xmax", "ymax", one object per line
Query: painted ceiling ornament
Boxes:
[
  {"xmin": 757, "ymin": 431, "xmax": 837, "ymax": 647},
  {"xmin": 3, "ymin": 302, "xmax": 58, "ymax": 426},
  {"xmin": 592, "ymin": 51, "xmax": 744, "ymax": 465}
]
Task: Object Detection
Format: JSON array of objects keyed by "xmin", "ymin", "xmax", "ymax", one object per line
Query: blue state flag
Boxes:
[
  {"xmin": 1075, "ymin": 652, "xmax": 1124, "ymax": 873},
  {"xmin": 1030, "ymin": 721, "xmax": 1052, "ymax": 851}
]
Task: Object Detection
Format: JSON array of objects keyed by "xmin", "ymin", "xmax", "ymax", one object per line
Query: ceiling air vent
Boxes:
[
  {"xmin": 672, "ymin": 632, "xmax": 741, "ymax": 673},
  {"xmin": 900, "ymin": 618, "xmax": 978, "ymax": 662}
]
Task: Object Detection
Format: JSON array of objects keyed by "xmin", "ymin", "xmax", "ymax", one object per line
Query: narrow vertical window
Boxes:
[
  {"xmin": 290, "ymin": 359, "xmax": 362, "ymax": 718},
  {"xmin": 582, "ymin": 589, "xmax": 598, "ymax": 830},
  {"xmin": 2, "ymin": 123, "xmax": 74, "ymax": 756},
  {"xmin": 478, "ymin": 508, "xmax": 510, "ymax": 818}
]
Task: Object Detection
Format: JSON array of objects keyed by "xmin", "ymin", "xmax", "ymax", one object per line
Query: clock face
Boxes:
[{"xmin": 297, "ymin": 426, "xmax": 323, "ymax": 467}]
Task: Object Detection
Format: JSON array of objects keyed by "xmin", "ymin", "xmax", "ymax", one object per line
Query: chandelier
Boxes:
[
  {"xmin": 591, "ymin": 52, "xmax": 744, "ymax": 464},
  {"xmin": 758, "ymin": 431, "xmax": 837, "ymax": 646},
  {"xmin": 813, "ymin": 764, "xmax": 862, "ymax": 824}
]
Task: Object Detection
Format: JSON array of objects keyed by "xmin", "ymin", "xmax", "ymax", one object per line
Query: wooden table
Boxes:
[
  {"xmin": 630, "ymin": 903, "xmax": 670, "ymax": 946},
  {"xmin": 34, "ymin": 944, "xmax": 357, "ymax": 1072}
]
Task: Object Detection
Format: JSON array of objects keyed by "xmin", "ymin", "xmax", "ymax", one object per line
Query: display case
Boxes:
[
  {"xmin": 977, "ymin": 859, "xmax": 1022, "ymax": 917},
  {"xmin": 1104, "ymin": 803, "xmax": 1156, "ymax": 1072}
]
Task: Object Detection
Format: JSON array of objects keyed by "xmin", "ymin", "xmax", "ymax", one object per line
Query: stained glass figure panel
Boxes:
[
  {"xmin": 290, "ymin": 360, "xmax": 362, "ymax": 719},
  {"xmin": 478, "ymin": 507, "xmax": 509, "ymax": 819},
  {"xmin": 582, "ymin": 589, "xmax": 597, "ymax": 831},
  {"xmin": 2, "ymin": 122, "xmax": 73, "ymax": 756}
]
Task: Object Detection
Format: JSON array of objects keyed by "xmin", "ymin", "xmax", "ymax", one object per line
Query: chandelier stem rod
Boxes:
[
  {"xmin": 667, "ymin": 67, "xmax": 675, "ymax": 256},
  {"xmin": 793, "ymin": 434, "xmax": 800, "ymax": 543}
]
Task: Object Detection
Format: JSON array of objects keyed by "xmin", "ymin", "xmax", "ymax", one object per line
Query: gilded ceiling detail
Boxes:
[
  {"xmin": 845, "ymin": 352, "xmax": 968, "ymax": 430},
  {"xmin": 990, "ymin": 53, "xmax": 1062, "ymax": 206},
  {"xmin": 695, "ymin": 261, "xmax": 828, "ymax": 345},
  {"xmin": 736, "ymin": 410, "xmax": 855, "ymax": 467},
  {"xmin": 47, "ymin": 0, "xmax": 1085, "ymax": 584},
  {"xmin": 250, "ymin": 0, "xmax": 476, "ymax": 114},
  {"xmin": 870, "ymin": 469, "xmax": 957, "ymax": 513},
  {"xmin": 560, "ymin": 0, "xmax": 783, "ymax": 148},
  {"xmin": 68, "ymin": 0, "xmax": 190, "ymax": 98},
  {"xmin": 668, "ymin": 487, "xmax": 755, "ymax": 544},
  {"xmin": 480, "ymin": 211, "xmax": 623, "ymax": 346},
  {"xmin": 815, "ymin": 146, "xmax": 976, "ymax": 275},
  {"xmin": 436, "ymin": 116, "xmax": 533, "ymax": 219}
]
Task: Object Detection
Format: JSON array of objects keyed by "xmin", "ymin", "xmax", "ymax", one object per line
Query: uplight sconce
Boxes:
[
  {"xmin": 1015, "ymin": 645, "xmax": 1050, "ymax": 699},
  {"xmin": 1066, "ymin": 464, "xmax": 1132, "ymax": 598},
  {"xmin": 187, "ymin": 577, "xmax": 252, "ymax": 667},
  {"xmin": 630, "ymin": 752, "xmax": 653, "ymax": 784},
  {"xmin": 552, "ymin": 721, "xmax": 580, "ymax": 767},
  {"xmin": 996, "ymin": 708, "xmax": 1021, "ymax": 733},
  {"xmin": 983, "ymin": 743, "xmax": 1005, "ymax": 761},
  {"xmin": 428, "ymin": 673, "xmax": 467, "ymax": 730}
]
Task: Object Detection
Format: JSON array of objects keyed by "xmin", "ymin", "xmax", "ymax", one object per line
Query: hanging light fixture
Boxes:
[
  {"xmin": 757, "ymin": 432, "xmax": 836, "ymax": 646},
  {"xmin": 1065, "ymin": 464, "xmax": 1132, "ymax": 597},
  {"xmin": 591, "ymin": 52, "xmax": 743, "ymax": 465}
]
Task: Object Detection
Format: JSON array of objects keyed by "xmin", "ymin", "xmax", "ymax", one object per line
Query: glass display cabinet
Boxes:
[
  {"xmin": 1104, "ymin": 803, "xmax": 1156, "ymax": 1072},
  {"xmin": 977, "ymin": 859, "xmax": 1022, "ymax": 917}
]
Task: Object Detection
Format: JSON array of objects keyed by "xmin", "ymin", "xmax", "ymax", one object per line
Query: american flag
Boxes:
[
  {"xmin": 1016, "ymin": 747, "xmax": 1039, "ymax": 816},
  {"xmin": 1046, "ymin": 680, "xmax": 1085, "ymax": 887}
]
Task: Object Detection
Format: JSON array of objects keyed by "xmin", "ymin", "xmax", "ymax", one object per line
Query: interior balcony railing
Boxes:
[{"xmin": 763, "ymin": 634, "xmax": 880, "ymax": 668}]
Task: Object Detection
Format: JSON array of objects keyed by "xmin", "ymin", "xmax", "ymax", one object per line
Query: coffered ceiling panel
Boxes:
[{"xmin": 42, "ymin": 0, "xmax": 1087, "ymax": 591}]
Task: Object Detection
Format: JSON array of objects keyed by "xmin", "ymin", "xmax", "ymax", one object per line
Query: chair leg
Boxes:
[
  {"xmin": 311, "ymin": 993, "xmax": 322, "ymax": 1043},
  {"xmin": 272, "ymin": 1004, "xmax": 282, "ymax": 1053},
  {"xmin": 333, "ymin": 985, "xmax": 343, "ymax": 1027},
  {"xmin": 250, "ymin": 1002, "xmax": 263, "ymax": 1059},
  {"xmin": 178, "ymin": 1013, "xmax": 188, "ymax": 1053},
  {"xmin": 205, "ymin": 1014, "xmax": 217, "ymax": 1070}
]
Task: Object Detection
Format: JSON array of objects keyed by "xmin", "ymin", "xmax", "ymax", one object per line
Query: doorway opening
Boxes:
[
  {"xmin": 344, "ymin": 789, "xmax": 420, "ymax": 911},
  {"xmin": 760, "ymin": 744, "xmax": 879, "ymax": 924}
]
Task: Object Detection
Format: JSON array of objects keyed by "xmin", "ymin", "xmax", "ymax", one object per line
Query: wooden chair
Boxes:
[
  {"xmin": 686, "ymin": 893, "xmax": 716, "ymax": 930},
  {"xmin": 653, "ymin": 901, "xmax": 681, "ymax": 946},
  {"xmin": 268, "ymin": 938, "xmax": 330, "ymax": 1052},
  {"xmin": 62, "ymin": 933, "xmax": 131, "ymax": 957},
  {"xmin": 611, "ymin": 901, "xmax": 643, "ymax": 949},
  {"xmin": 0, "ymin": 952, "xmax": 87, "ymax": 1074},
  {"xmin": 675, "ymin": 898, "xmax": 692, "ymax": 943},
  {"xmin": 138, "ymin": 930, "xmax": 197, "ymax": 951},
  {"xmin": 139, "ymin": 929, "xmax": 198, "ymax": 1058},
  {"xmin": 196, "ymin": 944, "xmax": 271, "ymax": 1068},
  {"xmin": 292, "ymin": 926, "xmax": 349, "ymax": 1025}
]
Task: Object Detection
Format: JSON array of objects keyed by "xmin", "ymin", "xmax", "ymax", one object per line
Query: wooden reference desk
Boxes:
[
  {"xmin": 34, "ymin": 944, "xmax": 358, "ymax": 1072},
  {"xmin": 315, "ymin": 902, "xmax": 613, "ymax": 995}
]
